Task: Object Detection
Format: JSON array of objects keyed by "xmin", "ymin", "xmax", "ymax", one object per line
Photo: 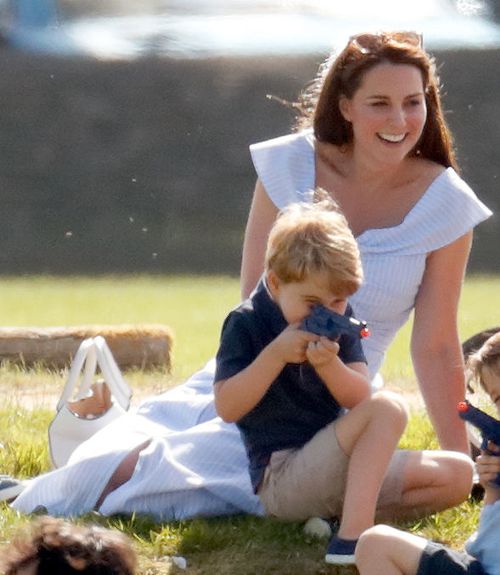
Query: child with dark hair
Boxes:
[{"xmin": 0, "ymin": 516, "xmax": 137, "ymax": 575}]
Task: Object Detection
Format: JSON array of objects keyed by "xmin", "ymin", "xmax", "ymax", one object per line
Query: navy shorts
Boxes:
[{"xmin": 416, "ymin": 541, "xmax": 486, "ymax": 575}]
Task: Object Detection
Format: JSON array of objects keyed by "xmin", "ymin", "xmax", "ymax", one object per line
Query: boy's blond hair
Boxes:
[
  {"xmin": 467, "ymin": 331, "xmax": 500, "ymax": 391},
  {"xmin": 265, "ymin": 189, "xmax": 363, "ymax": 296}
]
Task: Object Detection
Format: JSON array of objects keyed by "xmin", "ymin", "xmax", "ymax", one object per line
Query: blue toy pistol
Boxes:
[
  {"xmin": 300, "ymin": 305, "xmax": 370, "ymax": 340},
  {"xmin": 458, "ymin": 400, "xmax": 500, "ymax": 486}
]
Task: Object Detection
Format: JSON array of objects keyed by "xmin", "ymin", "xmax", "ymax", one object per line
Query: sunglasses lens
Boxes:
[
  {"xmin": 392, "ymin": 31, "xmax": 423, "ymax": 46},
  {"xmin": 350, "ymin": 31, "xmax": 422, "ymax": 53},
  {"xmin": 350, "ymin": 33, "xmax": 379, "ymax": 53}
]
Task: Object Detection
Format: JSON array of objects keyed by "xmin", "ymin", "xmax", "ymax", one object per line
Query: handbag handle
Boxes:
[
  {"xmin": 56, "ymin": 338, "xmax": 97, "ymax": 411},
  {"xmin": 93, "ymin": 336, "xmax": 132, "ymax": 410},
  {"xmin": 56, "ymin": 336, "xmax": 132, "ymax": 412}
]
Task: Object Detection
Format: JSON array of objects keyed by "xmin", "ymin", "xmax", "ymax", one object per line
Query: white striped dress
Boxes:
[
  {"xmin": 249, "ymin": 130, "xmax": 492, "ymax": 378},
  {"xmin": 12, "ymin": 131, "xmax": 492, "ymax": 519}
]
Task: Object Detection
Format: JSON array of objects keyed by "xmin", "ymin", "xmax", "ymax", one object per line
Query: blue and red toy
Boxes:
[
  {"xmin": 300, "ymin": 305, "xmax": 370, "ymax": 341},
  {"xmin": 458, "ymin": 400, "xmax": 500, "ymax": 486}
]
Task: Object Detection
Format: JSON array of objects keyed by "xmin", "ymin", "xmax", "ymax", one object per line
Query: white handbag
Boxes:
[{"xmin": 48, "ymin": 336, "xmax": 132, "ymax": 468}]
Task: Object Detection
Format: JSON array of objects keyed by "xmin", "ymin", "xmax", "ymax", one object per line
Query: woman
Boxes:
[
  {"xmin": 242, "ymin": 31, "xmax": 490, "ymax": 452},
  {"xmin": 13, "ymin": 31, "xmax": 491, "ymax": 521}
]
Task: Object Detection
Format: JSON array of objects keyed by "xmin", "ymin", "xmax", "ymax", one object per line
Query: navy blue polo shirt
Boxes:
[{"xmin": 214, "ymin": 278, "xmax": 367, "ymax": 492}]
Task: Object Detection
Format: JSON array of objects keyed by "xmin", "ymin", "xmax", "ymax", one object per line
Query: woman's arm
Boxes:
[
  {"xmin": 240, "ymin": 179, "xmax": 279, "ymax": 300},
  {"xmin": 411, "ymin": 231, "xmax": 473, "ymax": 453}
]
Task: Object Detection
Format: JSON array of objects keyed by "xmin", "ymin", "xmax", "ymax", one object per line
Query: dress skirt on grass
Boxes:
[
  {"xmin": 14, "ymin": 360, "xmax": 263, "ymax": 519},
  {"xmin": 12, "ymin": 131, "xmax": 492, "ymax": 520}
]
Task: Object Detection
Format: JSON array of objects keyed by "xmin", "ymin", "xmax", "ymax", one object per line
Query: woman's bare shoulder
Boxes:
[{"xmin": 410, "ymin": 157, "xmax": 447, "ymax": 186}]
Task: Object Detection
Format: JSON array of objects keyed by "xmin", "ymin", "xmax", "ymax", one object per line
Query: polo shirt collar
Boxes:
[{"xmin": 252, "ymin": 275, "xmax": 288, "ymax": 338}]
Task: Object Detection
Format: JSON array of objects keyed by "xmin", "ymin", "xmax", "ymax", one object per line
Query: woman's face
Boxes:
[{"xmin": 339, "ymin": 62, "xmax": 427, "ymax": 165}]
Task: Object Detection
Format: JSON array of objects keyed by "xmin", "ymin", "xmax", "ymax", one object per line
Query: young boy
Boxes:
[
  {"xmin": 355, "ymin": 330, "xmax": 500, "ymax": 575},
  {"xmin": 214, "ymin": 196, "xmax": 409, "ymax": 565}
]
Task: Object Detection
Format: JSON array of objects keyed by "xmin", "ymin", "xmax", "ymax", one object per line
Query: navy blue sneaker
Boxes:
[
  {"xmin": 0, "ymin": 475, "xmax": 25, "ymax": 502},
  {"xmin": 325, "ymin": 535, "xmax": 357, "ymax": 565}
]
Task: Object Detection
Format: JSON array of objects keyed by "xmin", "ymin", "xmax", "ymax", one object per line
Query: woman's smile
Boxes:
[{"xmin": 377, "ymin": 132, "xmax": 407, "ymax": 144}]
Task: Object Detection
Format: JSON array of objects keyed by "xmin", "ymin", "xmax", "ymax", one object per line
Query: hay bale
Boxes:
[{"xmin": 0, "ymin": 324, "xmax": 174, "ymax": 370}]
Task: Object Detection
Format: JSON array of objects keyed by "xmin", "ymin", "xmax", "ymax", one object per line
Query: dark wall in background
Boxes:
[{"xmin": 0, "ymin": 47, "xmax": 497, "ymax": 275}]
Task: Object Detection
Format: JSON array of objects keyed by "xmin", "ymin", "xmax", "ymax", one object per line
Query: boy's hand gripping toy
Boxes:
[
  {"xmin": 458, "ymin": 400, "xmax": 500, "ymax": 486},
  {"xmin": 300, "ymin": 305, "xmax": 370, "ymax": 340}
]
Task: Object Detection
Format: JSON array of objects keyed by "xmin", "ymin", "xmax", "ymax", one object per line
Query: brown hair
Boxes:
[
  {"xmin": 265, "ymin": 189, "xmax": 363, "ymax": 297},
  {"xmin": 467, "ymin": 331, "xmax": 500, "ymax": 393},
  {"xmin": 295, "ymin": 31, "xmax": 458, "ymax": 171},
  {"xmin": 0, "ymin": 516, "xmax": 137, "ymax": 575}
]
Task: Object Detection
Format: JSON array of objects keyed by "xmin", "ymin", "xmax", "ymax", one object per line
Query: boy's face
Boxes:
[
  {"xmin": 267, "ymin": 270, "xmax": 348, "ymax": 325},
  {"xmin": 481, "ymin": 365, "xmax": 500, "ymax": 416}
]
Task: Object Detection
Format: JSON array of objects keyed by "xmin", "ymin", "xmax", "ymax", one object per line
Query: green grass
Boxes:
[
  {"xmin": 0, "ymin": 410, "xmax": 479, "ymax": 574},
  {"xmin": 0, "ymin": 275, "xmax": 241, "ymax": 383},
  {"xmin": 0, "ymin": 273, "xmax": 498, "ymax": 574}
]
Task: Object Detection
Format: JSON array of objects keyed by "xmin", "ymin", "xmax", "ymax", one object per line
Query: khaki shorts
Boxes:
[{"xmin": 257, "ymin": 420, "xmax": 408, "ymax": 520}]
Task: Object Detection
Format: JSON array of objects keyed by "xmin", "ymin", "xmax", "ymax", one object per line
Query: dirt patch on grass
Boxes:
[
  {"xmin": 0, "ymin": 367, "xmax": 177, "ymax": 411},
  {"xmin": 0, "ymin": 369, "xmax": 426, "ymax": 414}
]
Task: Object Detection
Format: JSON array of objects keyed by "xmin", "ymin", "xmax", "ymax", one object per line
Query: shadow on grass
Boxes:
[{"xmin": 92, "ymin": 513, "xmax": 356, "ymax": 575}]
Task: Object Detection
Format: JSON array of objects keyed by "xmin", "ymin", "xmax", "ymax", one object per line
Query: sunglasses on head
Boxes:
[{"xmin": 349, "ymin": 31, "xmax": 423, "ymax": 53}]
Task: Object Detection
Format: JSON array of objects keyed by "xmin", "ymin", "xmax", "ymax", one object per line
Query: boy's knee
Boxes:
[
  {"xmin": 359, "ymin": 523, "xmax": 398, "ymax": 543},
  {"xmin": 370, "ymin": 390, "xmax": 409, "ymax": 429},
  {"xmin": 416, "ymin": 450, "xmax": 473, "ymax": 508},
  {"xmin": 441, "ymin": 452, "xmax": 474, "ymax": 501},
  {"xmin": 356, "ymin": 525, "xmax": 396, "ymax": 561}
]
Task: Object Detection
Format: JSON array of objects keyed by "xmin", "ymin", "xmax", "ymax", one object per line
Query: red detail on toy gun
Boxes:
[{"xmin": 300, "ymin": 305, "xmax": 370, "ymax": 340}]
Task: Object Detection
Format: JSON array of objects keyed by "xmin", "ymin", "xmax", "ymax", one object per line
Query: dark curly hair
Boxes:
[{"xmin": 0, "ymin": 517, "xmax": 137, "ymax": 575}]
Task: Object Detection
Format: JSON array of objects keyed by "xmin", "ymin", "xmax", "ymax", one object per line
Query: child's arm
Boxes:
[
  {"xmin": 306, "ymin": 336, "xmax": 371, "ymax": 408},
  {"xmin": 476, "ymin": 443, "xmax": 500, "ymax": 505},
  {"xmin": 214, "ymin": 324, "xmax": 318, "ymax": 422}
]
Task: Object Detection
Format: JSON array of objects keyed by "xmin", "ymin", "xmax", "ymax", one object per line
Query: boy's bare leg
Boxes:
[
  {"xmin": 334, "ymin": 391, "xmax": 409, "ymax": 539},
  {"xmin": 95, "ymin": 440, "xmax": 151, "ymax": 510},
  {"xmin": 377, "ymin": 449, "xmax": 473, "ymax": 522},
  {"xmin": 356, "ymin": 525, "xmax": 427, "ymax": 575}
]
